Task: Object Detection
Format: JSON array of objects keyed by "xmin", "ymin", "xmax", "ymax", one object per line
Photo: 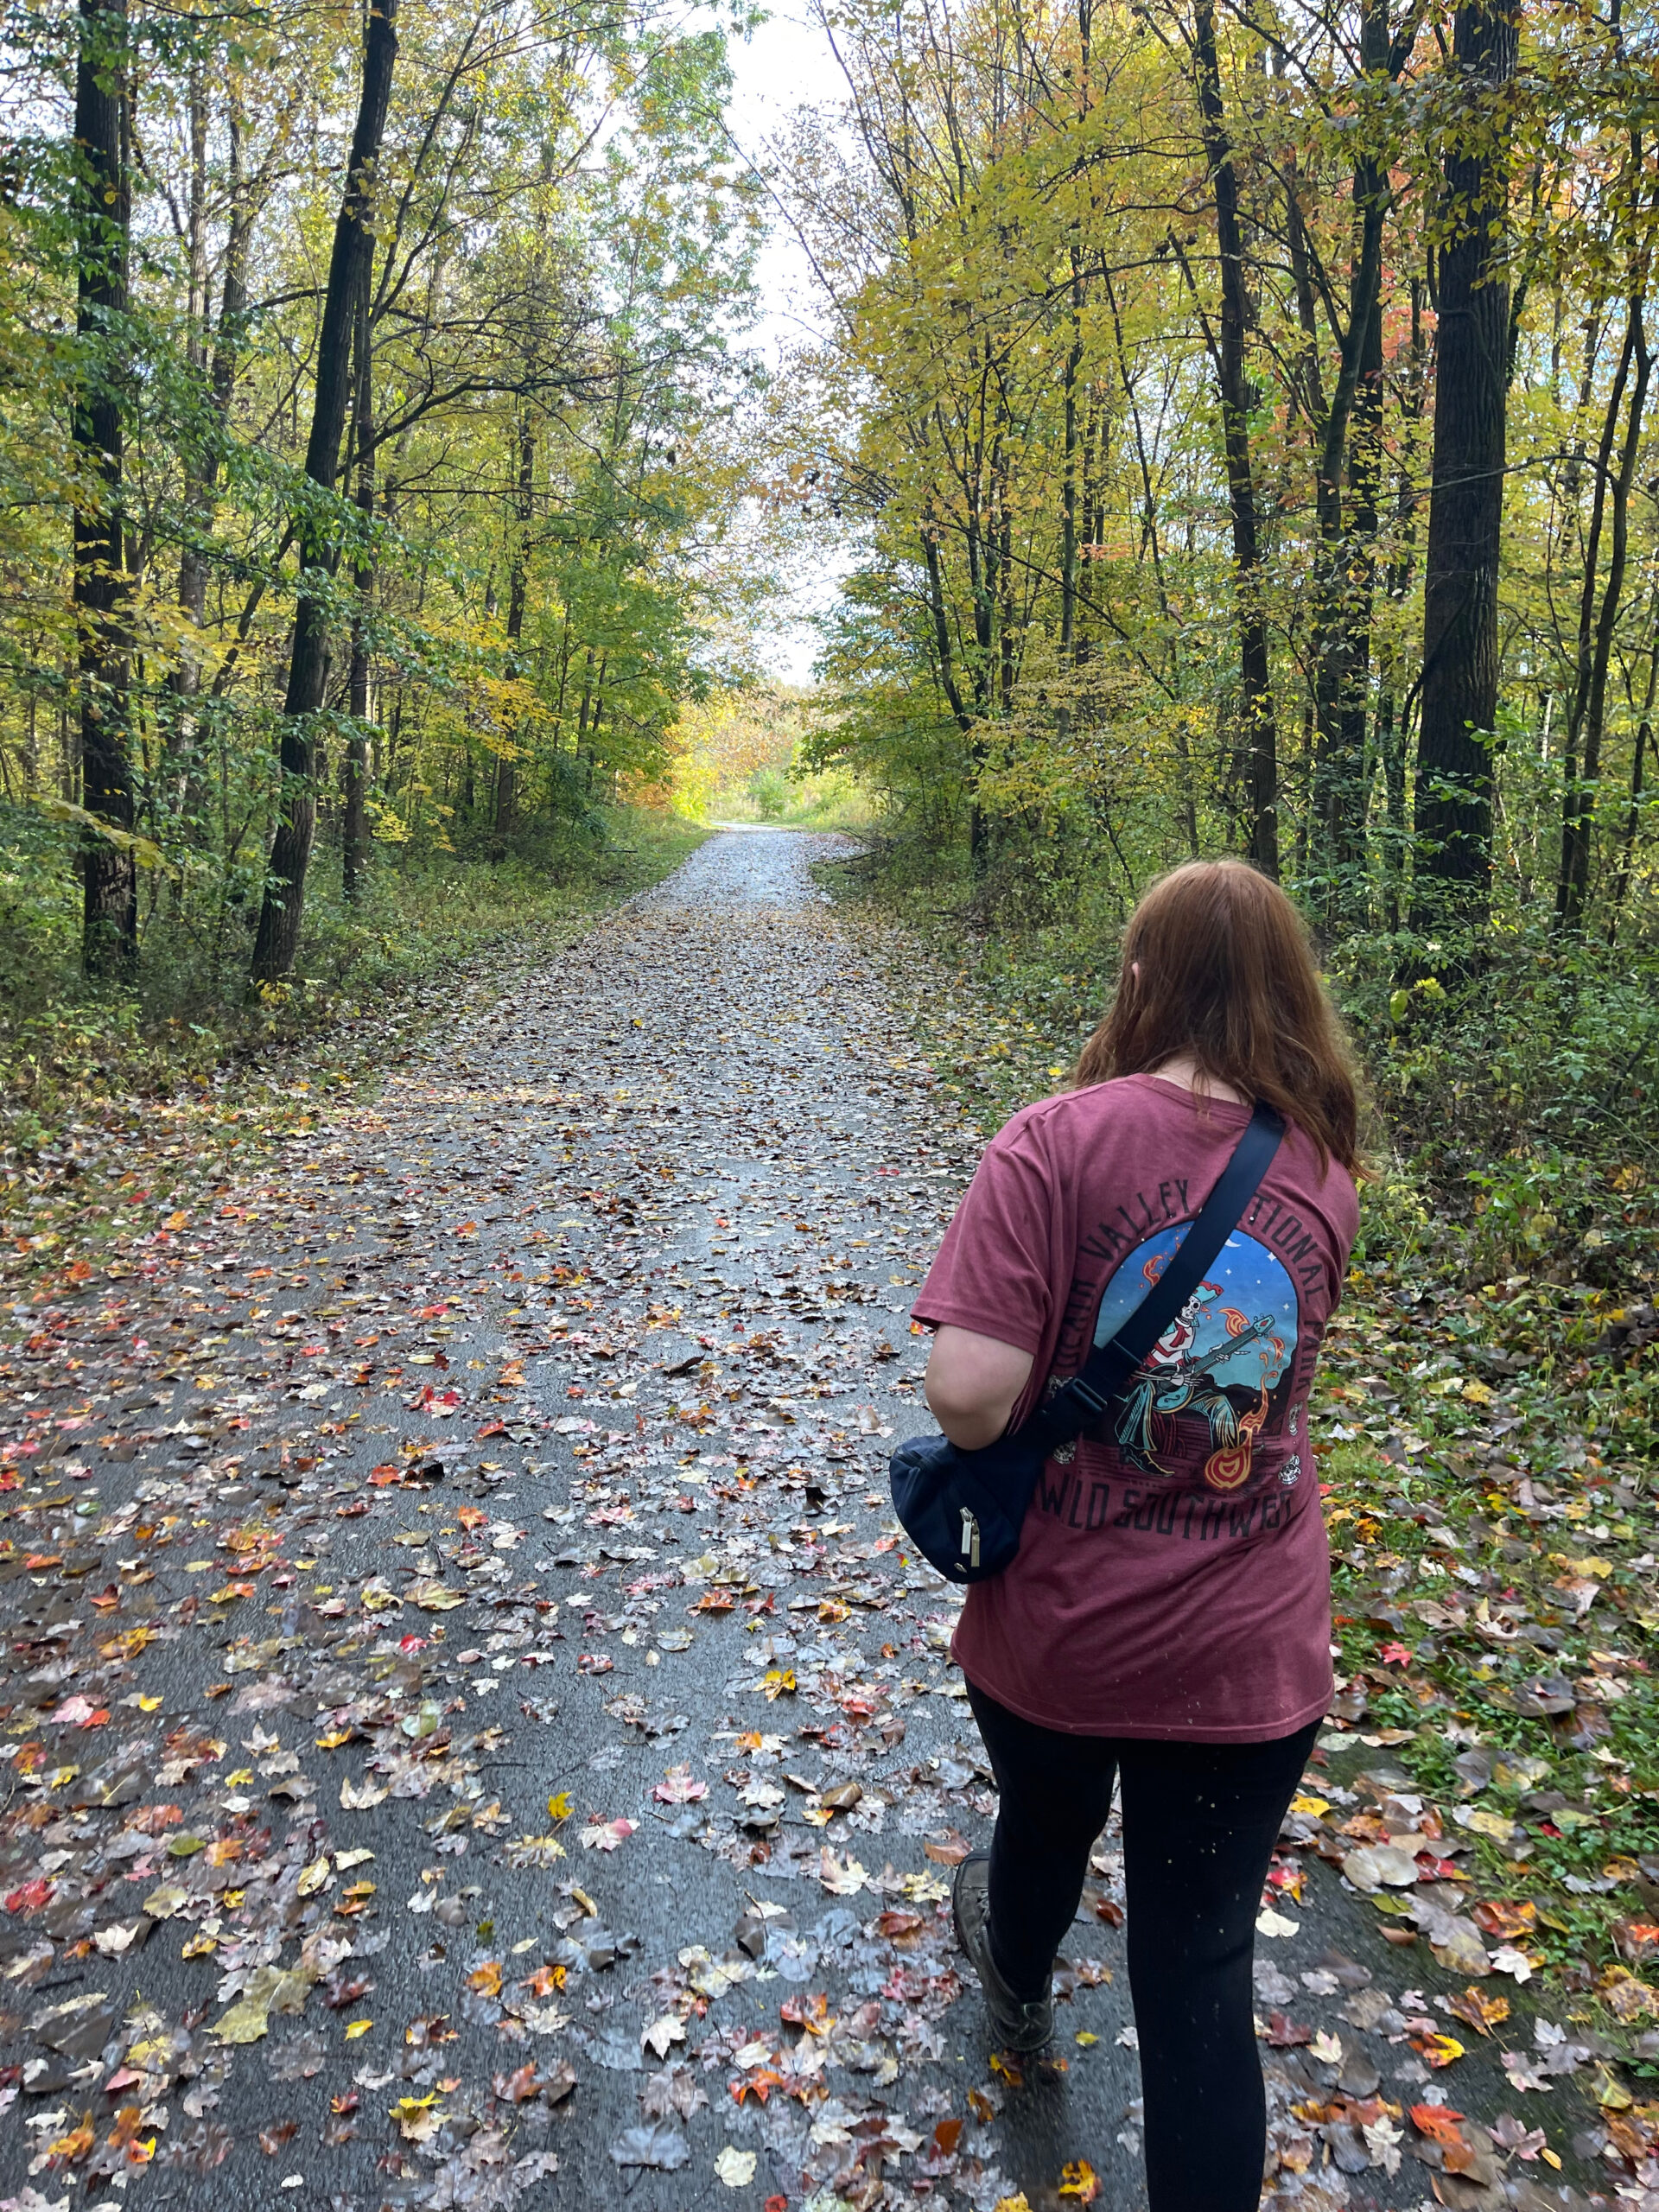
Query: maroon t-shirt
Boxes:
[{"xmin": 912, "ymin": 1074, "xmax": 1358, "ymax": 1741}]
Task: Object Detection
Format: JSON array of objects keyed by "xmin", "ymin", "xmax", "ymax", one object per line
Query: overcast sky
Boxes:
[{"xmin": 722, "ymin": 4, "xmax": 849, "ymax": 686}]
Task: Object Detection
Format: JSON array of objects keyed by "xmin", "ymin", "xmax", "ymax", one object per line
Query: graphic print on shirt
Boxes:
[{"xmin": 1088, "ymin": 1225, "xmax": 1300, "ymax": 1491}]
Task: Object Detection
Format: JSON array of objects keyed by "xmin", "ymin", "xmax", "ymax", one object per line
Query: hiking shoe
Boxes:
[{"xmin": 951, "ymin": 1852, "xmax": 1053, "ymax": 2053}]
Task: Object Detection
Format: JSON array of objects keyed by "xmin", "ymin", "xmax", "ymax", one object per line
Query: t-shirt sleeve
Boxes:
[{"xmin": 912, "ymin": 1112, "xmax": 1055, "ymax": 1355}]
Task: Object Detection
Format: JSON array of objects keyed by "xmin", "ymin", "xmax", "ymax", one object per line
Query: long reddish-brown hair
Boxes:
[{"xmin": 1074, "ymin": 859, "xmax": 1363, "ymax": 1177}]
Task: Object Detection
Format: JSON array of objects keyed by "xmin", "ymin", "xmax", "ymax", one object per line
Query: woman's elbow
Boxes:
[{"xmin": 926, "ymin": 1384, "xmax": 1007, "ymax": 1451}]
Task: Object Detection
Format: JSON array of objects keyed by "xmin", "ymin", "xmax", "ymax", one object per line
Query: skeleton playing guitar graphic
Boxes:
[{"xmin": 1086, "ymin": 1230, "xmax": 1297, "ymax": 1490}]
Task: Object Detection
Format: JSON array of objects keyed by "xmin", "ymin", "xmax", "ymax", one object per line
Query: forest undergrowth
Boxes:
[
  {"xmin": 826, "ymin": 842, "xmax": 1659, "ymax": 2080},
  {"xmin": 0, "ymin": 809, "xmax": 707, "ymax": 1305}
]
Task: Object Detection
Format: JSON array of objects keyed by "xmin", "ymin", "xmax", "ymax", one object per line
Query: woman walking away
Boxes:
[{"xmin": 912, "ymin": 859, "xmax": 1361, "ymax": 2212}]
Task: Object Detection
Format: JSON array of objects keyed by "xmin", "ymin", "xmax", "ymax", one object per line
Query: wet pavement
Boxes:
[{"xmin": 0, "ymin": 830, "xmax": 1602, "ymax": 2212}]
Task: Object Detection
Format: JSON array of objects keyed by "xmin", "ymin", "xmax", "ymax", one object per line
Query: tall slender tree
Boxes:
[
  {"xmin": 1557, "ymin": 285, "xmax": 1650, "ymax": 931},
  {"xmin": 251, "ymin": 0, "xmax": 399, "ymax": 983},
  {"xmin": 1189, "ymin": 0, "xmax": 1279, "ymax": 878},
  {"xmin": 341, "ymin": 272, "xmax": 376, "ymax": 905},
  {"xmin": 1414, "ymin": 0, "xmax": 1520, "ymax": 930},
  {"xmin": 493, "ymin": 407, "xmax": 536, "ymax": 854},
  {"xmin": 73, "ymin": 0, "xmax": 136, "ymax": 975}
]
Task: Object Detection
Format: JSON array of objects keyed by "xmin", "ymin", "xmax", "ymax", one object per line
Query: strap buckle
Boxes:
[{"xmin": 1051, "ymin": 1374, "xmax": 1109, "ymax": 1422}]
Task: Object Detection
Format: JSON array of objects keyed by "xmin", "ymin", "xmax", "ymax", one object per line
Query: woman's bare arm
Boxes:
[{"xmin": 924, "ymin": 1325, "xmax": 1035, "ymax": 1451}]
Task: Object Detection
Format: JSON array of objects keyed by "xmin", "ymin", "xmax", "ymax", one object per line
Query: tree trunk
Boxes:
[
  {"xmin": 1059, "ymin": 247, "xmax": 1084, "ymax": 662},
  {"xmin": 1192, "ymin": 0, "xmax": 1279, "ymax": 878},
  {"xmin": 920, "ymin": 525, "xmax": 971, "ymax": 731},
  {"xmin": 171, "ymin": 54, "xmax": 209, "ymax": 728},
  {"xmin": 1060, "ymin": 0, "xmax": 1093, "ymax": 670},
  {"xmin": 170, "ymin": 98, "xmax": 253, "ymax": 798},
  {"xmin": 1606, "ymin": 712, "xmax": 1649, "ymax": 939},
  {"xmin": 1556, "ymin": 290, "xmax": 1649, "ymax": 931},
  {"xmin": 493, "ymin": 408, "xmax": 535, "ymax": 855},
  {"xmin": 1414, "ymin": 0, "xmax": 1519, "ymax": 931},
  {"xmin": 251, "ymin": 0, "xmax": 398, "ymax": 985},
  {"xmin": 1311, "ymin": 0, "xmax": 1390, "ymax": 909},
  {"xmin": 1377, "ymin": 273, "xmax": 1427, "ymax": 931},
  {"xmin": 74, "ymin": 0, "xmax": 136, "ymax": 977},
  {"xmin": 342, "ymin": 273, "xmax": 375, "ymax": 906}
]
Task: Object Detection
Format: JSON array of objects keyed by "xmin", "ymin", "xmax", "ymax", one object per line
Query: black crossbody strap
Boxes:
[{"xmin": 1022, "ymin": 1099, "xmax": 1285, "ymax": 1454}]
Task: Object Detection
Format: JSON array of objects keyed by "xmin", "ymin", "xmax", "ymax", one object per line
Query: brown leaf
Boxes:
[
  {"xmin": 493, "ymin": 2064, "xmax": 542, "ymax": 2103},
  {"xmin": 1446, "ymin": 1986, "xmax": 1510, "ymax": 2037}
]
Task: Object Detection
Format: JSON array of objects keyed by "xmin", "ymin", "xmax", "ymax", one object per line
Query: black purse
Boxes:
[{"xmin": 889, "ymin": 1100, "xmax": 1285, "ymax": 1584}]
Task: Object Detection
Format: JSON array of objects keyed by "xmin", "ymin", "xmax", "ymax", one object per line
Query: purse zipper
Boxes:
[{"xmin": 959, "ymin": 1508, "xmax": 980, "ymax": 1569}]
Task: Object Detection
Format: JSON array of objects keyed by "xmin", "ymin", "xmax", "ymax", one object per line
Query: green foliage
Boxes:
[
  {"xmin": 0, "ymin": 0, "xmax": 766, "ymax": 1007},
  {"xmin": 747, "ymin": 766, "xmax": 790, "ymax": 820},
  {"xmin": 775, "ymin": 0, "xmax": 1658, "ymax": 1219},
  {"xmin": 0, "ymin": 804, "xmax": 706, "ymax": 1151}
]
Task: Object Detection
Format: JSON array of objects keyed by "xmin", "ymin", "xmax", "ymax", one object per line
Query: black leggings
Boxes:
[{"xmin": 967, "ymin": 1681, "xmax": 1321, "ymax": 2212}]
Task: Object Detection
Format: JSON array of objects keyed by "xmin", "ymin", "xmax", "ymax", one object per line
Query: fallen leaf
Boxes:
[
  {"xmin": 493, "ymin": 2064, "xmax": 542, "ymax": 2102},
  {"xmin": 410, "ymin": 1579, "xmax": 465, "ymax": 1611},
  {"xmin": 1446, "ymin": 1986, "xmax": 1510, "ymax": 2037},
  {"xmin": 1411, "ymin": 2105, "xmax": 1469, "ymax": 2150},
  {"xmin": 817, "ymin": 1847, "xmax": 868, "ymax": 1896},
  {"xmin": 1490, "ymin": 2114, "xmax": 1548, "ymax": 2161},
  {"xmin": 1410, "ymin": 2032, "xmax": 1465, "ymax": 2069},
  {"xmin": 581, "ymin": 1817, "xmax": 636, "ymax": 1852},
  {"xmin": 642, "ymin": 2014, "xmax": 686, "ymax": 2057},
  {"xmin": 1472, "ymin": 1898, "xmax": 1535, "ymax": 1939},
  {"xmin": 391, "ymin": 2094, "xmax": 444, "ymax": 2143},
  {"xmin": 610, "ymin": 2122, "xmax": 690, "ymax": 2171}
]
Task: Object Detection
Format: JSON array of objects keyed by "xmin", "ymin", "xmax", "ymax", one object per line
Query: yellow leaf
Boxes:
[
  {"xmin": 547, "ymin": 1792, "xmax": 572, "ymax": 1821},
  {"xmin": 345, "ymin": 2018, "xmax": 373, "ymax": 2040},
  {"xmin": 390, "ymin": 2092, "xmax": 443, "ymax": 2143},
  {"xmin": 1458, "ymin": 1806, "xmax": 1517, "ymax": 1840},
  {"xmin": 1413, "ymin": 2032, "xmax": 1465, "ymax": 2069},
  {"xmin": 31, "ymin": 794, "xmax": 169, "ymax": 870},
  {"xmin": 1594, "ymin": 2068, "xmax": 1634, "ymax": 2110},
  {"xmin": 46, "ymin": 2112, "xmax": 95, "ymax": 2162},
  {"xmin": 1446, "ymin": 1986, "xmax": 1510, "ymax": 2037},
  {"xmin": 410, "ymin": 1578, "xmax": 465, "ymax": 1611}
]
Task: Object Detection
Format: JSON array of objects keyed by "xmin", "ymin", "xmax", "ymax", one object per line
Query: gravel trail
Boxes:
[{"xmin": 0, "ymin": 831, "xmax": 1592, "ymax": 2212}]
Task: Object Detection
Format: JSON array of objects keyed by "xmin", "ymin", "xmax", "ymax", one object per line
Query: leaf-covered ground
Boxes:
[{"xmin": 0, "ymin": 829, "xmax": 1647, "ymax": 2212}]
